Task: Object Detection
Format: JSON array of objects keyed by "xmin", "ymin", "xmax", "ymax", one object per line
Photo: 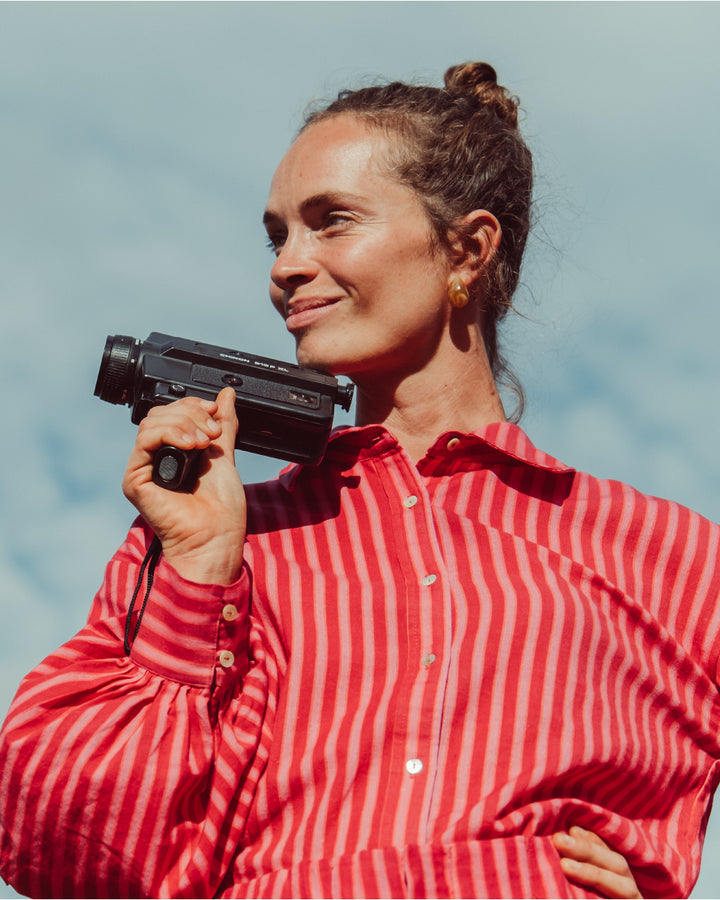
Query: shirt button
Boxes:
[
  {"xmin": 222, "ymin": 604, "xmax": 239, "ymax": 622},
  {"xmin": 446, "ymin": 437, "xmax": 461, "ymax": 450},
  {"xmin": 421, "ymin": 653, "xmax": 436, "ymax": 667},
  {"xmin": 403, "ymin": 495, "xmax": 418, "ymax": 508},
  {"xmin": 406, "ymin": 758, "xmax": 423, "ymax": 775},
  {"xmin": 219, "ymin": 650, "xmax": 235, "ymax": 668},
  {"xmin": 421, "ymin": 574, "xmax": 437, "ymax": 586}
]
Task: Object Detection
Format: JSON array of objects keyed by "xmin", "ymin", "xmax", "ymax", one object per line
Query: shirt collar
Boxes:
[
  {"xmin": 427, "ymin": 421, "xmax": 575, "ymax": 474},
  {"xmin": 278, "ymin": 421, "xmax": 574, "ymax": 490}
]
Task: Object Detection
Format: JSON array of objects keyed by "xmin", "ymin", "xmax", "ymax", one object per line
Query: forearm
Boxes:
[{"xmin": 0, "ymin": 533, "xmax": 268, "ymax": 899}]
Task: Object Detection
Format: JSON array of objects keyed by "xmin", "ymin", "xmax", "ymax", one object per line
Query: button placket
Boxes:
[{"xmin": 372, "ymin": 448, "xmax": 449, "ymax": 827}]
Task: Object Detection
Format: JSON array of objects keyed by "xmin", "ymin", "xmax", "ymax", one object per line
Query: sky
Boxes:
[{"xmin": 0, "ymin": 1, "xmax": 719, "ymax": 896}]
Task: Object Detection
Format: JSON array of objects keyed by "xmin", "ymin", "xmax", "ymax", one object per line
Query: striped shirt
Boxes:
[{"xmin": 1, "ymin": 422, "xmax": 719, "ymax": 898}]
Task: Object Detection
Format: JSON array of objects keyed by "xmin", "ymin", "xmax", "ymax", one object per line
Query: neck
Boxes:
[{"xmin": 352, "ymin": 341, "xmax": 506, "ymax": 463}]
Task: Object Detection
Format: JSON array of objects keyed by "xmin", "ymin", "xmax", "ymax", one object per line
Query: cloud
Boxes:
[{"xmin": 0, "ymin": 3, "xmax": 719, "ymax": 897}]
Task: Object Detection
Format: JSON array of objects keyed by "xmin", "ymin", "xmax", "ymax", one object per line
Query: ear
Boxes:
[{"xmin": 447, "ymin": 210, "xmax": 502, "ymax": 286}]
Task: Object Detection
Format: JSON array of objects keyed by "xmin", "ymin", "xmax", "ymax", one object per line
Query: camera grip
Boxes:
[{"xmin": 152, "ymin": 446, "xmax": 203, "ymax": 492}]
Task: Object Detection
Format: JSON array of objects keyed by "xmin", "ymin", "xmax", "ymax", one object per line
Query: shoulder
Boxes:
[
  {"xmin": 566, "ymin": 468, "xmax": 720, "ymax": 633},
  {"xmin": 495, "ymin": 423, "xmax": 720, "ymax": 625},
  {"xmin": 569, "ymin": 467, "xmax": 719, "ymax": 548}
]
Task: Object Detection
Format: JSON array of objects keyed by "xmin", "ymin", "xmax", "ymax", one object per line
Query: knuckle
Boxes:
[
  {"xmin": 173, "ymin": 427, "xmax": 197, "ymax": 445},
  {"xmin": 136, "ymin": 421, "xmax": 152, "ymax": 442},
  {"xmin": 147, "ymin": 397, "xmax": 195, "ymax": 418},
  {"xmin": 121, "ymin": 473, "xmax": 137, "ymax": 501}
]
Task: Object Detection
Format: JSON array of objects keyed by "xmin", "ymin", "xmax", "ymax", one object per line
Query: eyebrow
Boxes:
[{"xmin": 263, "ymin": 191, "xmax": 368, "ymax": 226}]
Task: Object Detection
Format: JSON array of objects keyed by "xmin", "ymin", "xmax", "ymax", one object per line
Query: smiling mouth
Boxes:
[{"xmin": 286, "ymin": 297, "xmax": 341, "ymax": 319}]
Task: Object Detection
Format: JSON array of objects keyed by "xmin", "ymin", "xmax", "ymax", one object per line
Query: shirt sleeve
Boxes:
[{"xmin": 0, "ymin": 518, "xmax": 275, "ymax": 899}]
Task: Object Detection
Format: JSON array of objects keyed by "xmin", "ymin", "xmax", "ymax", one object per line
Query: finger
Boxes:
[
  {"xmin": 558, "ymin": 857, "xmax": 641, "ymax": 899},
  {"xmin": 552, "ymin": 831, "xmax": 642, "ymax": 899},
  {"xmin": 138, "ymin": 405, "xmax": 222, "ymax": 452},
  {"xmin": 553, "ymin": 828, "xmax": 626, "ymax": 874},
  {"xmin": 212, "ymin": 386, "xmax": 239, "ymax": 456},
  {"xmin": 145, "ymin": 395, "xmax": 218, "ymax": 418},
  {"xmin": 144, "ymin": 398, "xmax": 221, "ymax": 436},
  {"xmin": 569, "ymin": 825, "xmax": 611, "ymax": 849}
]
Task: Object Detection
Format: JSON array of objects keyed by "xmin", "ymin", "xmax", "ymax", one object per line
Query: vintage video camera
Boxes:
[{"xmin": 94, "ymin": 332, "xmax": 354, "ymax": 490}]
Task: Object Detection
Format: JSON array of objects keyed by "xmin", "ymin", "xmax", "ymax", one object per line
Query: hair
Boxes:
[{"xmin": 302, "ymin": 62, "xmax": 533, "ymax": 420}]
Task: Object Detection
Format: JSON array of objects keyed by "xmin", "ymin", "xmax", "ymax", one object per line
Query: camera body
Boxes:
[{"xmin": 94, "ymin": 332, "xmax": 354, "ymax": 469}]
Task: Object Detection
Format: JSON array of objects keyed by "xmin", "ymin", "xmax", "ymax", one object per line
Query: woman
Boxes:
[{"xmin": 1, "ymin": 62, "xmax": 715, "ymax": 898}]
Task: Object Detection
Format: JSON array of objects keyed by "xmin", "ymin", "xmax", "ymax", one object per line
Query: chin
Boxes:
[
  {"xmin": 300, "ymin": 356, "xmax": 345, "ymax": 377},
  {"xmin": 295, "ymin": 340, "xmax": 345, "ymax": 376}
]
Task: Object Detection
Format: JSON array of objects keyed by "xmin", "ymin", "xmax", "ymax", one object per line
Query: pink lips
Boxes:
[{"xmin": 285, "ymin": 297, "xmax": 340, "ymax": 330}]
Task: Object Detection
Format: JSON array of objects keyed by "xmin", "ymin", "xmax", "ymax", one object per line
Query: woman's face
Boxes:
[{"xmin": 263, "ymin": 115, "xmax": 455, "ymax": 381}]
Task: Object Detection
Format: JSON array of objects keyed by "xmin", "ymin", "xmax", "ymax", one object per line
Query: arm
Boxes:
[
  {"xmin": 553, "ymin": 827, "xmax": 642, "ymax": 899},
  {"xmin": 0, "ymin": 390, "xmax": 271, "ymax": 898}
]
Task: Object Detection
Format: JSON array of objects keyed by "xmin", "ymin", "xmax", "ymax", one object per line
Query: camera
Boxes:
[{"xmin": 94, "ymin": 332, "xmax": 354, "ymax": 489}]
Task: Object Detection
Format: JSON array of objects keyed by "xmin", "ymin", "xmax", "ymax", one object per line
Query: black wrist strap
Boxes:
[{"xmin": 124, "ymin": 535, "xmax": 163, "ymax": 655}]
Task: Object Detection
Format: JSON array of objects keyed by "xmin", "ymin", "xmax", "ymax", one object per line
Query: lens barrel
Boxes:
[{"xmin": 94, "ymin": 335, "xmax": 141, "ymax": 406}]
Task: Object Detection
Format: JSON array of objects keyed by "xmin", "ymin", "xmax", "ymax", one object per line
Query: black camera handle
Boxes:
[{"xmin": 152, "ymin": 446, "xmax": 203, "ymax": 492}]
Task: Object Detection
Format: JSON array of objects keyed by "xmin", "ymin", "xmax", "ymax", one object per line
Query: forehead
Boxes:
[{"xmin": 266, "ymin": 116, "xmax": 394, "ymax": 209}]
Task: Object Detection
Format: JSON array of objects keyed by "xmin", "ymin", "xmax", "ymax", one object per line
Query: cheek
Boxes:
[
  {"xmin": 367, "ymin": 229, "xmax": 442, "ymax": 282},
  {"xmin": 335, "ymin": 240, "xmax": 416, "ymax": 299},
  {"xmin": 362, "ymin": 240, "xmax": 445, "ymax": 306}
]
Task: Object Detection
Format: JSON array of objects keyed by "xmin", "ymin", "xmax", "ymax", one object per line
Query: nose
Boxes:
[{"xmin": 270, "ymin": 231, "xmax": 320, "ymax": 293}]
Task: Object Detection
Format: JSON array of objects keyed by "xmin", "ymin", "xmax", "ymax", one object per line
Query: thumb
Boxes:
[{"xmin": 214, "ymin": 386, "xmax": 239, "ymax": 455}]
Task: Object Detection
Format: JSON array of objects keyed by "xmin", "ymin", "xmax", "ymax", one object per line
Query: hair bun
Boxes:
[{"xmin": 444, "ymin": 62, "xmax": 519, "ymax": 129}]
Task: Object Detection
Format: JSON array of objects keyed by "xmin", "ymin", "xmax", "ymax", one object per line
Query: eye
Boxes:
[
  {"xmin": 321, "ymin": 211, "xmax": 355, "ymax": 231},
  {"xmin": 265, "ymin": 231, "xmax": 286, "ymax": 255}
]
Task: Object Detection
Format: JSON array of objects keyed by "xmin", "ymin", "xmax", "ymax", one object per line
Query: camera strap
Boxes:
[{"xmin": 124, "ymin": 534, "xmax": 163, "ymax": 655}]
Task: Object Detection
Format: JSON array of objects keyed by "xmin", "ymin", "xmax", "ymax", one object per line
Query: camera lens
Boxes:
[{"xmin": 94, "ymin": 335, "xmax": 141, "ymax": 405}]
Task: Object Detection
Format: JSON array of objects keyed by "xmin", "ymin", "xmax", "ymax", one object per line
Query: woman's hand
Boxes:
[
  {"xmin": 122, "ymin": 386, "xmax": 246, "ymax": 585},
  {"xmin": 552, "ymin": 826, "xmax": 642, "ymax": 898}
]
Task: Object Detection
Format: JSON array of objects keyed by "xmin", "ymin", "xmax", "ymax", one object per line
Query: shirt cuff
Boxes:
[{"xmin": 129, "ymin": 557, "xmax": 251, "ymax": 688}]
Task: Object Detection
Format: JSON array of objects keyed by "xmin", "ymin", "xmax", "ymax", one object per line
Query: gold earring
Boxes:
[{"xmin": 448, "ymin": 277, "xmax": 470, "ymax": 309}]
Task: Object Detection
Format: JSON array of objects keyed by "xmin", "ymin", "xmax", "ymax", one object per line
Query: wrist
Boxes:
[
  {"xmin": 128, "ymin": 554, "xmax": 251, "ymax": 687},
  {"xmin": 162, "ymin": 535, "xmax": 245, "ymax": 586}
]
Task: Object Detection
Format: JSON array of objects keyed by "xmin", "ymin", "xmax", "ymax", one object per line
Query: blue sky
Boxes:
[{"xmin": 1, "ymin": 2, "xmax": 719, "ymax": 896}]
